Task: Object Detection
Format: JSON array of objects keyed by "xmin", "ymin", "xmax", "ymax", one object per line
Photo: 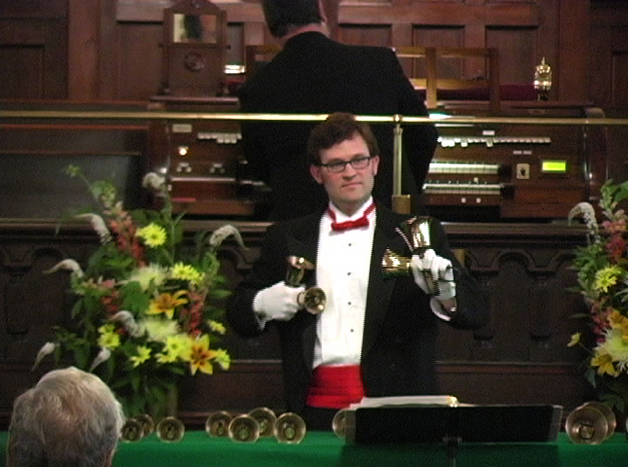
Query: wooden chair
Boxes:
[{"xmin": 394, "ymin": 46, "xmax": 501, "ymax": 113}]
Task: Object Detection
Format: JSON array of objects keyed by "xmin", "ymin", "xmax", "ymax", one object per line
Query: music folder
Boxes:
[{"xmin": 344, "ymin": 401, "xmax": 563, "ymax": 444}]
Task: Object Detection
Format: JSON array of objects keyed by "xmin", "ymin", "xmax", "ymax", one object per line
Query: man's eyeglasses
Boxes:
[{"xmin": 319, "ymin": 156, "xmax": 372, "ymax": 174}]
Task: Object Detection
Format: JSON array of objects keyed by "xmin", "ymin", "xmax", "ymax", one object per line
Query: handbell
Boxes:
[
  {"xmin": 381, "ymin": 248, "xmax": 438, "ymax": 294},
  {"xmin": 286, "ymin": 256, "xmax": 326, "ymax": 314},
  {"xmin": 381, "ymin": 248, "xmax": 411, "ymax": 277},
  {"xmin": 120, "ymin": 418, "xmax": 145, "ymax": 442},
  {"xmin": 275, "ymin": 412, "xmax": 307, "ymax": 444},
  {"xmin": 205, "ymin": 411, "xmax": 233, "ymax": 437},
  {"xmin": 228, "ymin": 414, "xmax": 260, "ymax": 443},
  {"xmin": 248, "ymin": 407, "xmax": 277, "ymax": 438},
  {"xmin": 399, "ymin": 216, "xmax": 432, "ymax": 254},
  {"xmin": 565, "ymin": 404, "xmax": 608, "ymax": 445},
  {"xmin": 156, "ymin": 416, "xmax": 185, "ymax": 443}
]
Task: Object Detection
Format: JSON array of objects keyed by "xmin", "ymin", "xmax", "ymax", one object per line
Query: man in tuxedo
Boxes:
[
  {"xmin": 238, "ymin": 0, "xmax": 438, "ymax": 221},
  {"xmin": 227, "ymin": 113, "xmax": 488, "ymax": 431},
  {"xmin": 7, "ymin": 366, "xmax": 125, "ymax": 467}
]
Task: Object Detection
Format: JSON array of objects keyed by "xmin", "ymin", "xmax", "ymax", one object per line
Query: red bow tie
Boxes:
[{"xmin": 328, "ymin": 203, "xmax": 376, "ymax": 231}]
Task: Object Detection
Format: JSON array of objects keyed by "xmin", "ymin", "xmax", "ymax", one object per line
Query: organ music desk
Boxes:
[{"xmin": 146, "ymin": 99, "xmax": 607, "ymax": 222}]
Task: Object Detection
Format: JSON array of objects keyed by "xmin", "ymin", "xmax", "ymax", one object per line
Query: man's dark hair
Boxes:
[
  {"xmin": 307, "ymin": 112, "xmax": 380, "ymax": 166},
  {"xmin": 262, "ymin": 0, "xmax": 324, "ymax": 38}
]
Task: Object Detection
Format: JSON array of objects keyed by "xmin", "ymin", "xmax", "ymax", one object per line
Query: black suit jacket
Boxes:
[
  {"xmin": 238, "ymin": 32, "xmax": 439, "ymax": 221},
  {"xmin": 226, "ymin": 204, "xmax": 489, "ymax": 414}
]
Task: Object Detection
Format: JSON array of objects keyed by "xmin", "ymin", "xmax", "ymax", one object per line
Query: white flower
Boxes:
[
  {"xmin": 89, "ymin": 347, "xmax": 112, "ymax": 372},
  {"xmin": 126, "ymin": 264, "xmax": 168, "ymax": 291},
  {"xmin": 209, "ymin": 224, "xmax": 247, "ymax": 250},
  {"xmin": 31, "ymin": 342, "xmax": 59, "ymax": 370},
  {"xmin": 143, "ymin": 317, "xmax": 180, "ymax": 343},
  {"xmin": 142, "ymin": 172, "xmax": 166, "ymax": 191},
  {"xmin": 75, "ymin": 213, "xmax": 111, "ymax": 243},
  {"xmin": 110, "ymin": 310, "xmax": 144, "ymax": 338},
  {"xmin": 44, "ymin": 259, "xmax": 85, "ymax": 278},
  {"xmin": 568, "ymin": 201, "xmax": 599, "ymax": 242}
]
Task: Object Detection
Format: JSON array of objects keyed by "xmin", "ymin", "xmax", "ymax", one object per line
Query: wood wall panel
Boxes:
[
  {"xmin": 4, "ymin": 1, "xmax": 626, "ymax": 106},
  {"xmin": 486, "ymin": 27, "xmax": 537, "ymax": 84},
  {"xmin": 0, "ymin": 18, "xmax": 68, "ymax": 99},
  {"xmin": 0, "ymin": 219, "xmax": 594, "ymax": 428},
  {"xmin": 117, "ymin": 23, "xmax": 163, "ymax": 100},
  {"xmin": 590, "ymin": 3, "xmax": 628, "ymax": 108}
]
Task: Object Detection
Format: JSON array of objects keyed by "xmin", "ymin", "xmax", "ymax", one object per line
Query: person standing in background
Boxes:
[{"xmin": 238, "ymin": 0, "xmax": 438, "ymax": 221}]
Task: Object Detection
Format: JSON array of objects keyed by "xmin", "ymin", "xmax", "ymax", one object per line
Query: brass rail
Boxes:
[
  {"xmin": 2, "ymin": 109, "xmax": 627, "ymax": 214},
  {"xmin": 2, "ymin": 110, "xmax": 628, "ymax": 126}
]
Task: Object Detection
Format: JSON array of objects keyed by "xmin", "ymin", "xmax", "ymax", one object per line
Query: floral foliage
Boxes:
[
  {"xmin": 568, "ymin": 180, "xmax": 628, "ymax": 414},
  {"xmin": 35, "ymin": 166, "xmax": 244, "ymax": 416}
]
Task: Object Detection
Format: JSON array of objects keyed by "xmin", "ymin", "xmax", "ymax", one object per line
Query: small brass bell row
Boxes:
[
  {"xmin": 565, "ymin": 401, "xmax": 616, "ymax": 445},
  {"xmin": 206, "ymin": 408, "xmax": 307, "ymax": 444},
  {"xmin": 120, "ymin": 413, "xmax": 185, "ymax": 444}
]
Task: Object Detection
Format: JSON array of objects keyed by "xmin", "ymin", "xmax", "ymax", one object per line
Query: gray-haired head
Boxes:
[{"xmin": 8, "ymin": 367, "xmax": 125, "ymax": 467}]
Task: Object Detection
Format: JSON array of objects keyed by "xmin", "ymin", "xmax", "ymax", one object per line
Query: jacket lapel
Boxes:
[{"xmin": 361, "ymin": 205, "xmax": 408, "ymax": 360}]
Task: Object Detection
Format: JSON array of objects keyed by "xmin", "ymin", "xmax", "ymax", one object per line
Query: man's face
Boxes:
[{"xmin": 310, "ymin": 133, "xmax": 379, "ymax": 215}]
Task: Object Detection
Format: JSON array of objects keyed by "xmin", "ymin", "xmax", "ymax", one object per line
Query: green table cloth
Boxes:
[{"xmin": 1, "ymin": 431, "xmax": 627, "ymax": 467}]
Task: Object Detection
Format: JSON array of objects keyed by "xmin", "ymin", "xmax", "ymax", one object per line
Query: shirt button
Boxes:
[
  {"xmin": 347, "ymin": 272, "xmax": 351, "ymax": 276},
  {"xmin": 348, "ymin": 301, "xmax": 352, "ymax": 306}
]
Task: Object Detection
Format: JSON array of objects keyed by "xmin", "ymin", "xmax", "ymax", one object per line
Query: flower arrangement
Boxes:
[
  {"xmin": 34, "ymin": 165, "xmax": 245, "ymax": 417},
  {"xmin": 568, "ymin": 179, "xmax": 628, "ymax": 414}
]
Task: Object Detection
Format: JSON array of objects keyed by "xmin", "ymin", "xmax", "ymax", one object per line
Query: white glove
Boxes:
[
  {"xmin": 253, "ymin": 281, "xmax": 305, "ymax": 321},
  {"xmin": 410, "ymin": 249, "xmax": 456, "ymax": 301}
]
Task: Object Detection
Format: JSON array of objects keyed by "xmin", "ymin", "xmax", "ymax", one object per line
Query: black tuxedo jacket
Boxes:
[
  {"xmin": 238, "ymin": 32, "xmax": 439, "ymax": 221},
  {"xmin": 226, "ymin": 204, "xmax": 489, "ymax": 414}
]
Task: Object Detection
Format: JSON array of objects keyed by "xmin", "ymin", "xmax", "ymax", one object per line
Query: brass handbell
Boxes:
[
  {"xmin": 381, "ymin": 248, "xmax": 412, "ymax": 277},
  {"xmin": 285, "ymin": 256, "xmax": 326, "ymax": 314},
  {"xmin": 399, "ymin": 216, "xmax": 432, "ymax": 254},
  {"xmin": 382, "ymin": 248, "xmax": 439, "ymax": 296},
  {"xmin": 565, "ymin": 401, "xmax": 616, "ymax": 444},
  {"xmin": 156, "ymin": 416, "xmax": 185, "ymax": 443}
]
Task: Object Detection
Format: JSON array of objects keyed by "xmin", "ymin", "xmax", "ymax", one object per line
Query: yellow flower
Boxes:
[
  {"xmin": 568, "ymin": 333, "xmax": 581, "ymax": 347},
  {"xmin": 188, "ymin": 334, "xmax": 217, "ymax": 375},
  {"xmin": 213, "ymin": 348, "xmax": 231, "ymax": 370},
  {"xmin": 164, "ymin": 334, "xmax": 191, "ymax": 361},
  {"xmin": 171, "ymin": 263, "xmax": 204, "ymax": 284},
  {"xmin": 97, "ymin": 324, "xmax": 120, "ymax": 350},
  {"xmin": 136, "ymin": 223, "xmax": 167, "ymax": 248},
  {"xmin": 591, "ymin": 351, "xmax": 620, "ymax": 377},
  {"xmin": 147, "ymin": 290, "xmax": 188, "ymax": 319},
  {"xmin": 130, "ymin": 346, "xmax": 151, "ymax": 367},
  {"xmin": 208, "ymin": 319, "xmax": 226, "ymax": 335},
  {"xmin": 593, "ymin": 265, "xmax": 622, "ymax": 293},
  {"xmin": 600, "ymin": 329, "xmax": 628, "ymax": 371}
]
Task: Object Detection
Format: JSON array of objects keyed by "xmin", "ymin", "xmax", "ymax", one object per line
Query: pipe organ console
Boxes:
[
  {"xmin": 147, "ymin": 100, "xmax": 607, "ymax": 221},
  {"xmin": 147, "ymin": 97, "xmax": 266, "ymax": 217},
  {"xmin": 423, "ymin": 103, "xmax": 607, "ymax": 221}
]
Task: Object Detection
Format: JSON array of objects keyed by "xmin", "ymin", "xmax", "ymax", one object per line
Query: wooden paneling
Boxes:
[
  {"xmin": 0, "ymin": 219, "xmax": 594, "ymax": 428},
  {"xmin": 590, "ymin": 3, "xmax": 628, "ymax": 108},
  {"xmin": 0, "ymin": 18, "xmax": 68, "ymax": 99}
]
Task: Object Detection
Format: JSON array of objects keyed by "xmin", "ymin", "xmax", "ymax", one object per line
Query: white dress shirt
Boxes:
[{"xmin": 312, "ymin": 198, "xmax": 376, "ymax": 369}]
